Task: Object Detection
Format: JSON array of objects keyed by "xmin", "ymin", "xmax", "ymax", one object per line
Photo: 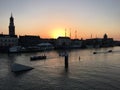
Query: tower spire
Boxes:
[
  {"xmin": 11, "ymin": 12, "xmax": 12, "ymax": 17},
  {"xmin": 10, "ymin": 12, "xmax": 13, "ymax": 19},
  {"xmin": 9, "ymin": 13, "xmax": 15, "ymax": 36}
]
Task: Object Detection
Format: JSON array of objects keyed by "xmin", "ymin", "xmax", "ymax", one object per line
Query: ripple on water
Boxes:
[{"xmin": 1, "ymin": 47, "xmax": 120, "ymax": 90}]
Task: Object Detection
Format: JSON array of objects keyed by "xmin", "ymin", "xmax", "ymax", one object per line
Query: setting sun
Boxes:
[{"xmin": 51, "ymin": 28, "xmax": 65, "ymax": 39}]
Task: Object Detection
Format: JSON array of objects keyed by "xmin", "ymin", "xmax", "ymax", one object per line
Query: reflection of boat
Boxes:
[{"xmin": 30, "ymin": 55, "xmax": 46, "ymax": 60}]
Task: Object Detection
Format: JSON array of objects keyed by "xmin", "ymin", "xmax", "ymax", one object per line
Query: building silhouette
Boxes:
[
  {"xmin": 19, "ymin": 35, "xmax": 40, "ymax": 47},
  {"xmin": 103, "ymin": 33, "xmax": 108, "ymax": 40},
  {"xmin": 102, "ymin": 33, "xmax": 113, "ymax": 47},
  {"xmin": 0, "ymin": 14, "xmax": 117, "ymax": 52},
  {"xmin": 0, "ymin": 14, "xmax": 18, "ymax": 52},
  {"xmin": 9, "ymin": 13, "xmax": 15, "ymax": 36}
]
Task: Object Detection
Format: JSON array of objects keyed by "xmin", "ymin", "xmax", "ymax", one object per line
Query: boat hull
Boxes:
[{"xmin": 30, "ymin": 56, "xmax": 46, "ymax": 60}]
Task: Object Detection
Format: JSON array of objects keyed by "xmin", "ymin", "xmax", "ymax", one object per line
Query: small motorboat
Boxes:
[
  {"xmin": 30, "ymin": 55, "xmax": 46, "ymax": 60},
  {"xmin": 93, "ymin": 52, "xmax": 97, "ymax": 54},
  {"xmin": 108, "ymin": 50, "xmax": 112, "ymax": 53}
]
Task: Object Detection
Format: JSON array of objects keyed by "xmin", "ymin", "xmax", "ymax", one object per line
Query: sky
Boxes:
[{"xmin": 0, "ymin": 0, "xmax": 120, "ymax": 40}]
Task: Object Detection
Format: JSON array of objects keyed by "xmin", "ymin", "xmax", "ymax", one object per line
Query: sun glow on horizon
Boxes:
[{"xmin": 51, "ymin": 28, "xmax": 65, "ymax": 39}]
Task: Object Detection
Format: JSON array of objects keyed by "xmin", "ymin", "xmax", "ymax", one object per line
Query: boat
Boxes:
[
  {"xmin": 86, "ymin": 45, "xmax": 94, "ymax": 48},
  {"xmin": 37, "ymin": 43, "xmax": 54, "ymax": 51},
  {"xmin": 93, "ymin": 52, "xmax": 97, "ymax": 54},
  {"xmin": 11, "ymin": 63, "xmax": 34, "ymax": 72},
  {"xmin": 108, "ymin": 50, "xmax": 112, "ymax": 53},
  {"xmin": 9, "ymin": 46, "xmax": 21, "ymax": 53},
  {"xmin": 30, "ymin": 55, "xmax": 46, "ymax": 60},
  {"xmin": 93, "ymin": 50, "xmax": 112, "ymax": 54}
]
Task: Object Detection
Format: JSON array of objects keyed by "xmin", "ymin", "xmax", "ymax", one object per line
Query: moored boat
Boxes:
[
  {"xmin": 30, "ymin": 55, "xmax": 46, "ymax": 60},
  {"xmin": 93, "ymin": 52, "xmax": 97, "ymax": 54},
  {"xmin": 108, "ymin": 50, "xmax": 112, "ymax": 52},
  {"xmin": 9, "ymin": 46, "xmax": 21, "ymax": 53}
]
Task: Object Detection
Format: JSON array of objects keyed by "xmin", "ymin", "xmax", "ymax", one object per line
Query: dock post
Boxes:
[{"xmin": 65, "ymin": 55, "xmax": 68, "ymax": 68}]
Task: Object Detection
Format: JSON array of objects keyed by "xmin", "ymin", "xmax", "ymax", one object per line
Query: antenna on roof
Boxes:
[
  {"xmin": 75, "ymin": 30, "xmax": 77, "ymax": 39},
  {"xmin": 69, "ymin": 28, "xmax": 71, "ymax": 39},
  {"xmin": 91, "ymin": 34, "xmax": 92, "ymax": 39},
  {"xmin": 96, "ymin": 34, "xmax": 97, "ymax": 38},
  {"xmin": 65, "ymin": 28, "xmax": 67, "ymax": 37}
]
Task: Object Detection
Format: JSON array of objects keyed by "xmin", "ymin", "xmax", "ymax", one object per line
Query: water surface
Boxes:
[{"xmin": 0, "ymin": 47, "xmax": 120, "ymax": 90}]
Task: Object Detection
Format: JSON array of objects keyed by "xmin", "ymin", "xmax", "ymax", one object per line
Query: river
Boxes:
[{"xmin": 0, "ymin": 47, "xmax": 120, "ymax": 90}]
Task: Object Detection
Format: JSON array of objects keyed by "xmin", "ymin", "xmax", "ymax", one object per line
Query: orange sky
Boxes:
[{"xmin": 0, "ymin": 0, "xmax": 120, "ymax": 40}]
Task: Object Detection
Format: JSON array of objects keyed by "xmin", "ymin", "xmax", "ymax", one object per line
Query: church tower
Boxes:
[
  {"xmin": 103, "ymin": 33, "xmax": 108, "ymax": 40},
  {"xmin": 9, "ymin": 13, "xmax": 15, "ymax": 36}
]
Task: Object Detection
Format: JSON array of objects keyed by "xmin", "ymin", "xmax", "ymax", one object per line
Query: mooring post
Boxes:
[{"xmin": 65, "ymin": 54, "xmax": 68, "ymax": 68}]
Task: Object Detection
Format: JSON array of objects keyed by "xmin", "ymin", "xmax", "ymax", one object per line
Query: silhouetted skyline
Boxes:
[{"xmin": 0, "ymin": 0, "xmax": 120, "ymax": 40}]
